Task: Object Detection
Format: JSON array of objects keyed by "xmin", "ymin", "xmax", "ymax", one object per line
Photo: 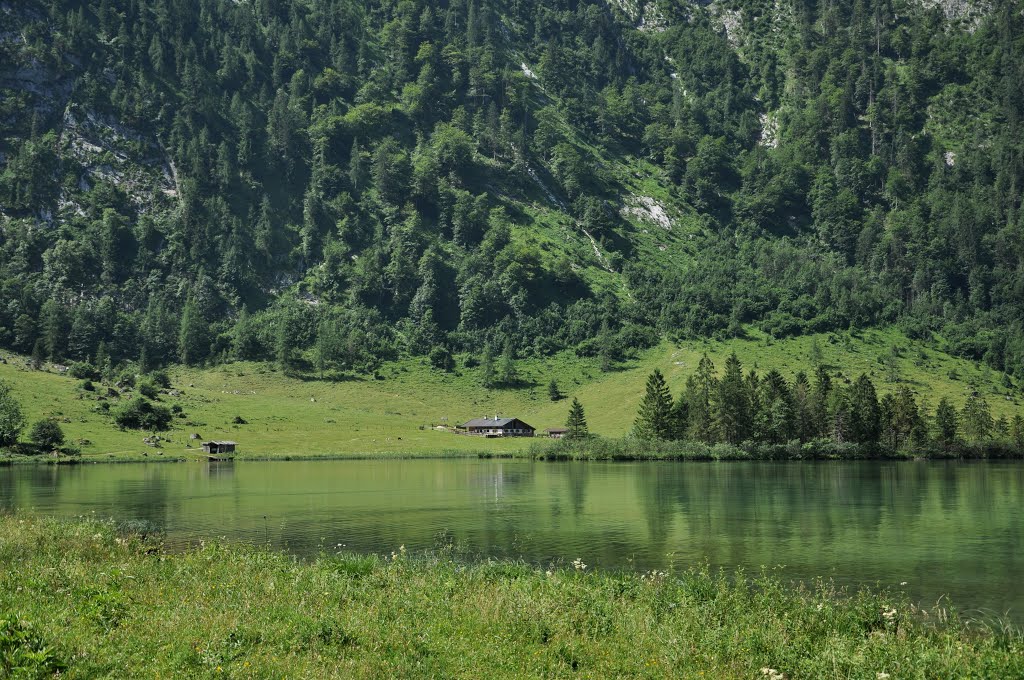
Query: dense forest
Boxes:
[{"xmin": 1, "ymin": 0, "xmax": 1023, "ymax": 381}]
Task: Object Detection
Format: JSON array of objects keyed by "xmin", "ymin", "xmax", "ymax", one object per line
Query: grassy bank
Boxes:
[
  {"xmin": 533, "ymin": 437, "xmax": 1024, "ymax": 461},
  {"xmin": 2, "ymin": 327, "xmax": 1021, "ymax": 462},
  {"xmin": 1, "ymin": 515, "xmax": 1020, "ymax": 678}
]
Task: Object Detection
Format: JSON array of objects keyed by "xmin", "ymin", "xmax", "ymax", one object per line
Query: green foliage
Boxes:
[
  {"xmin": 29, "ymin": 420, "xmax": 65, "ymax": 451},
  {"xmin": 0, "ymin": 379, "xmax": 25, "ymax": 447},
  {"xmin": 114, "ymin": 397, "xmax": 172, "ymax": 432},
  {"xmin": 565, "ymin": 398, "xmax": 588, "ymax": 439},
  {"xmin": 547, "ymin": 379, "xmax": 563, "ymax": 402},
  {"xmin": 0, "ymin": 0, "xmax": 1022, "ymax": 385},
  {"xmin": 0, "ymin": 614, "xmax": 67, "ymax": 678},
  {"xmin": 632, "ymin": 369, "xmax": 674, "ymax": 440}
]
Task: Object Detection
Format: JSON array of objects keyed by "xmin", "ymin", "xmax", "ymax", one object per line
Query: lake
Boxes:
[{"xmin": 2, "ymin": 459, "xmax": 1022, "ymax": 623}]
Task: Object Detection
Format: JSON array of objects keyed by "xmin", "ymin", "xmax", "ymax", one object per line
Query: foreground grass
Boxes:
[
  {"xmin": 1, "ymin": 516, "xmax": 1020, "ymax": 678},
  {"xmin": 1, "ymin": 326, "xmax": 1021, "ymax": 462}
]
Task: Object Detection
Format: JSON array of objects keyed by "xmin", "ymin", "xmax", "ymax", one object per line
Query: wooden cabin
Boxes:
[
  {"xmin": 544, "ymin": 427, "xmax": 569, "ymax": 439},
  {"xmin": 201, "ymin": 441, "xmax": 237, "ymax": 455},
  {"xmin": 459, "ymin": 417, "xmax": 535, "ymax": 438}
]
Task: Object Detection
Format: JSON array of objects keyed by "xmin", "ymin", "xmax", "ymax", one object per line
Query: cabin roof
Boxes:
[{"xmin": 460, "ymin": 417, "xmax": 533, "ymax": 429}]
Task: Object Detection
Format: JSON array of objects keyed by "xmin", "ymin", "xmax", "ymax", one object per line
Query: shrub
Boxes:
[
  {"xmin": 148, "ymin": 370, "xmax": 171, "ymax": 389},
  {"xmin": 80, "ymin": 380, "xmax": 95, "ymax": 392},
  {"xmin": 29, "ymin": 420, "xmax": 65, "ymax": 451},
  {"xmin": 232, "ymin": 415, "xmax": 248, "ymax": 425},
  {"xmin": 68, "ymin": 362, "xmax": 99, "ymax": 380},
  {"xmin": 114, "ymin": 398, "xmax": 172, "ymax": 431},
  {"xmin": 137, "ymin": 380, "xmax": 159, "ymax": 400}
]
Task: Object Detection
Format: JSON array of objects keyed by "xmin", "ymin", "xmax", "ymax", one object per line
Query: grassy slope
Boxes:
[
  {"xmin": 0, "ymin": 515, "xmax": 1020, "ymax": 678},
  {"xmin": 1, "ymin": 327, "xmax": 1020, "ymax": 461}
]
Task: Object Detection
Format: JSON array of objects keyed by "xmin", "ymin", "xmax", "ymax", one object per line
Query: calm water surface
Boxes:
[{"xmin": 2, "ymin": 459, "xmax": 1021, "ymax": 622}]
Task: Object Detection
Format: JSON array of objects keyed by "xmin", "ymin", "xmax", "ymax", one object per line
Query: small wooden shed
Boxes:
[{"xmin": 201, "ymin": 441, "xmax": 237, "ymax": 455}]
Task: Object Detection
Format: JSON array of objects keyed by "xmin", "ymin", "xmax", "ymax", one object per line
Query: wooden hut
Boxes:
[{"xmin": 201, "ymin": 441, "xmax": 237, "ymax": 455}]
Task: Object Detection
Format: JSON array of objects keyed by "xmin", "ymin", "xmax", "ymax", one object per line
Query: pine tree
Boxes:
[
  {"xmin": 566, "ymin": 398, "xmax": 588, "ymax": 439},
  {"xmin": 30, "ymin": 339, "xmax": 45, "ymax": 370},
  {"xmin": 792, "ymin": 371, "xmax": 815, "ymax": 442},
  {"xmin": 178, "ymin": 299, "xmax": 209, "ymax": 366},
  {"xmin": 1012, "ymin": 415, "xmax": 1024, "ymax": 451},
  {"xmin": 848, "ymin": 374, "xmax": 881, "ymax": 445},
  {"xmin": 933, "ymin": 398, "xmax": 958, "ymax": 448},
  {"xmin": 715, "ymin": 352, "xmax": 751, "ymax": 444},
  {"xmin": 548, "ymin": 379, "xmax": 563, "ymax": 401},
  {"xmin": 633, "ymin": 369, "xmax": 674, "ymax": 440},
  {"xmin": 686, "ymin": 354, "xmax": 718, "ymax": 442},
  {"xmin": 811, "ymin": 365, "xmax": 832, "ymax": 438}
]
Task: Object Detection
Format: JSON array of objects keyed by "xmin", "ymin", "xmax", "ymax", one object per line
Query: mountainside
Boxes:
[{"xmin": 2, "ymin": 0, "xmax": 1023, "ymax": 383}]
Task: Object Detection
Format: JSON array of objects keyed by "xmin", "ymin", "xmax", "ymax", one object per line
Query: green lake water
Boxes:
[{"xmin": 2, "ymin": 459, "xmax": 1022, "ymax": 623}]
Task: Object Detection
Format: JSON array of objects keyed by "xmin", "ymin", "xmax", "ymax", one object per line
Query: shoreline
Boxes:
[{"xmin": 2, "ymin": 444, "xmax": 1024, "ymax": 464}]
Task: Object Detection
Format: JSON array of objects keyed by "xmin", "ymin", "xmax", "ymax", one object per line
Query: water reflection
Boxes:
[{"xmin": 1, "ymin": 459, "xmax": 1022, "ymax": 622}]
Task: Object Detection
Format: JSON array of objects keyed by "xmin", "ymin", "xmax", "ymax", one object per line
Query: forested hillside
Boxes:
[{"xmin": 2, "ymin": 0, "xmax": 1023, "ymax": 381}]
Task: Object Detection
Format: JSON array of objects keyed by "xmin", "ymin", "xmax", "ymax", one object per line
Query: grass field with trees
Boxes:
[{"xmin": 1, "ymin": 327, "xmax": 1021, "ymax": 462}]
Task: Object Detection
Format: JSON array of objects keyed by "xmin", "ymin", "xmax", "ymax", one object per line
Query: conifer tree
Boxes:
[
  {"xmin": 1012, "ymin": 415, "xmax": 1024, "ymax": 451},
  {"xmin": 30, "ymin": 339, "xmax": 45, "ymax": 371},
  {"xmin": 178, "ymin": 299, "xmax": 209, "ymax": 366},
  {"xmin": 848, "ymin": 374, "xmax": 881, "ymax": 445},
  {"xmin": 566, "ymin": 398, "xmax": 588, "ymax": 439},
  {"xmin": 633, "ymin": 369, "xmax": 674, "ymax": 440},
  {"xmin": 715, "ymin": 352, "xmax": 750, "ymax": 444},
  {"xmin": 934, "ymin": 398, "xmax": 959, "ymax": 448},
  {"xmin": 548, "ymin": 379, "xmax": 563, "ymax": 401},
  {"xmin": 811, "ymin": 365, "xmax": 833, "ymax": 438},
  {"xmin": 686, "ymin": 354, "xmax": 718, "ymax": 442}
]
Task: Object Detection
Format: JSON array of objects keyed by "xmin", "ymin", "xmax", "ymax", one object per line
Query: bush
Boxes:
[
  {"xmin": 148, "ymin": 370, "xmax": 171, "ymax": 389},
  {"xmin": 68, "ymin": 362, "xmax": 99, "ymax": 380},
  {"xmin": 80, "ymin": 380, "xmax": 95, "ymax": 392},
  {"xmin": 29, "ymin": 420, "xmax": 65, "ymax": 451},
  {"xmin": 137, "ymin": 380, "xmax": 159, "ymax": 400},
  {"xmin": 114, "ymin": 398, "xmax": 172, "ymax": 431}
]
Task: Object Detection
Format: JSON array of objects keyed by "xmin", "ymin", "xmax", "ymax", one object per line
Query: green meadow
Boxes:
[
  {"xmin": 1, "ymin": 327, "xmax": 1020, "ymax": 462},
  {"xmin": 0, "ymin": 515, "xmax": 1020, "ymax": 678}
]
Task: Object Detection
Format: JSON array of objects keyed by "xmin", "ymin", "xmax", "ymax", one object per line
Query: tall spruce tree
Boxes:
[
  {"xmin": 566, "ymin": 398, "xmax": 588, "ymax": 439},
  {"xmin": 715, "ymin": 352, "xmax": 751, "ymax": 444},
  {"xmin": 848, "ymin": 374, "xmax": 881, "ymax": 445},
  {"xmin": 633, "ymin": 369, "xmax": 674, "ymax": 440},
  {"xmin": 934, "ymin": 397, "xmax": 959, "ymax": 448},
  {"xmin": 686, "ymin": 354, "xmax": 717, "ymax": 442}
]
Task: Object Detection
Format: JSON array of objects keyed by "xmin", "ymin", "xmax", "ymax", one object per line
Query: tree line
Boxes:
[{"xmin": 623, "ymin": 355, "xmax": 1024, "ymax": 453}]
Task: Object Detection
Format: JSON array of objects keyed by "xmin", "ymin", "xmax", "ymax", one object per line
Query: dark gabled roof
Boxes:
[{"xmin": 461, "ymin": 417, "xmax": 534, "ymax": 429}]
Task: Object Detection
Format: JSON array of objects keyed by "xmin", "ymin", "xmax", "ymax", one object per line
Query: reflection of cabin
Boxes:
[
  {"xmin": 459, "ymin": 417, "xmax": 535, "ymax": 438},
  {"xmin": 202, "ymin": 441, "xmax": 236, "ymax": 455},
  {"xmin": 544, "ymin": 427, "xmax": 569, "ymax": 439}
]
